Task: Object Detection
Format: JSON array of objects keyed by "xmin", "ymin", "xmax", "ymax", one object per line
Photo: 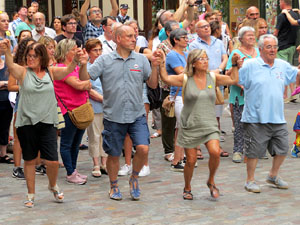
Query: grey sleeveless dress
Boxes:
[
  {"xmin": 15, "ymin": 68, "xmax": 58, "ymax": 128},
  {"xmin": 177, "ymin": 73, "xmax": 220, "ymax": 148}
]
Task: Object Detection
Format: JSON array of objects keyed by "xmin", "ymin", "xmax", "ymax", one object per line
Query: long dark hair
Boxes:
[{"xmin": 14, "ymin": 38, "xmax": 36, "ymax": 65}]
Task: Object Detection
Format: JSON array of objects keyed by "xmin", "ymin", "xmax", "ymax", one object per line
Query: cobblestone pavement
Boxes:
[{"xmin": 1, "ymin": 101, "xmax": 300, "ymax": 225}]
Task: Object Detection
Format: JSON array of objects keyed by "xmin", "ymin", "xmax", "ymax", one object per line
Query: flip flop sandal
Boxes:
[
  {"xmin": 207, "ymin": 182, "xmax": 219, "ymax": 199},
  {"xmin": 197, "ymin": 149, "xmax": 204, "ymax": 160},
  {"xmin": 220, "ymin": 151, "xmax": 229, "ymax": 157},
  {"xmin": 183, "ymin": 189, "xmax": 193, "ymax": 200},
  {"xmin": 24, "ymin": 194, "xmax": 35, "ymax": 208},
  {"xmin": 0, "ymin": 155, "xmax": 14, "ymax": 164}
]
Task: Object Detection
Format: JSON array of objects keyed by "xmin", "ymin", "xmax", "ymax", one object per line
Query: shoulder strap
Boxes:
[
  {"xmin": 209, "ymin": 71, "xmax": 216, "ymax": 86},
  {"xmin": 182, "ymin": 73, "xmax": 188, "ymax": 104},
  {"xmin": 46, "ymin": 67, "xmax": 69, "ymax": 111}
]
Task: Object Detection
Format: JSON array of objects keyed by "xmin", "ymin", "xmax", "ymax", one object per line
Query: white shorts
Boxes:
[{"xmin": 170, "ymin": 95, "xmax": 183, "ymax": 128}]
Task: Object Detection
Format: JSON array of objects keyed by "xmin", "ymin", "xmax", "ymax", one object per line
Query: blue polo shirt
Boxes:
[
  {"xmin": 189, "ymin": 36, "xmax": 226, "ymax": 71},
  {"xmin": 239, "ymin": 57, "xmax": 298, "ymax": 124},
  {"xmin": 88, "ymin": 50, "xmax": 151, "ymax": 123}
]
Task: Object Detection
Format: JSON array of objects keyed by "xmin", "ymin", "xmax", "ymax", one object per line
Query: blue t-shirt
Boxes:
[
  {"xmin": 159, "ymin": 22, "xmax": 183, "ymax": 42},
  {"xmin": 239, "ymin": 57, "xmax": 298, "ymax": 123},
  {"xmin": 166, "ymin": 50, "xmax": 188, "ymax": 96},
  {"xmin": 293, "ymin": 111, "xmax": 300, "ymax": 146}
]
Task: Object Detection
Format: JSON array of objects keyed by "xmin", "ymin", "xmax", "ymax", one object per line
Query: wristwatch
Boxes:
[
  {"xmin": 188, "ymin": 4, "xmax": 194, "ymax": 7},
  {"xmin": 232, "ymin": 64, "xmax": 238, "ymax": 67},
  {"xmin": 218, "ymin": 68, "xmax": 223, "ymax": 73}
]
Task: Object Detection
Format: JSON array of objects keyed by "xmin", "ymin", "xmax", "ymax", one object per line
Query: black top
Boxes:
[
  {"xmin": 54, "ymin": 34, "xmax": 83, "ymax": 48},
  {"xmin": 0, "ymin": 64, "xmax": 9, "ymax": 102},
  {"xmin": 276, "ymin": 10, "xmax": 299, "ymax": 51}
]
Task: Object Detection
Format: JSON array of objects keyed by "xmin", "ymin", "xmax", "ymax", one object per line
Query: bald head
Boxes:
[
  {"xmin": 115, "ymin": 25, "xmax": 136, "ymax": 51},
  {"xmin": 246, "ymin": 6, "xmax": 260, "ymax": 20},
  {"xmin": 195, "ymin": 20, "xmax": 211, "ymax": 39}
]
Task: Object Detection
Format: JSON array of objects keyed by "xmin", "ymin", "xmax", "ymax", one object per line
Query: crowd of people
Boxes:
[{"xmin": 0, "ymin": 0, "xmax": 300, "ymax": 207}]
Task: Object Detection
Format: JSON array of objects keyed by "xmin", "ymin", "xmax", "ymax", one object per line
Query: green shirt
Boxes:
[{"xmin": 15, "ymin": 22, "xmax": 35, "ymax": 37}]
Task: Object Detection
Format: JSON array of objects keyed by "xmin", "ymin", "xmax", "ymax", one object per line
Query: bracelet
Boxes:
[
  {"xmin": 188, "ymin": 4, "xmax": 194, "ymax": 7},
  {"xmin": 232, "ymin": 64, "xmax": 238, "ymax": 67}
]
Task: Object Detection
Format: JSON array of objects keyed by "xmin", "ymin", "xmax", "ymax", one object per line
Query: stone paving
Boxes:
[{"xmin": 1, "ymin": 101, "xmax": 300, "ymax": 225}]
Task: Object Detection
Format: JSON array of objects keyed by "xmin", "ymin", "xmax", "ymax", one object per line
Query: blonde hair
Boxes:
[
  {"xmin": 38, "ymin": 36, "xmax": 56, "ymax": 47},
  {"xmin": 54, "ymin": 39, "xmax": 76, "ymax": 63},
  {"xmin": 184, "ymin": 49, "xmax": 207, "ymax": 77}
]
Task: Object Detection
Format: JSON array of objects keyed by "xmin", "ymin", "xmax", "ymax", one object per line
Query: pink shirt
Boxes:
[{"xmin": 54, "ymin": 64, "xmax": 88, "ymax": 115}]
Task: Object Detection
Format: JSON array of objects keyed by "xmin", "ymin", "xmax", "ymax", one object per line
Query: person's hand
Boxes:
[
  {"xmin": 282, "ymin": 9, "xmax": 288, "ymax": 14},
  {"xmin": 86, "ymin": 81, "xmax": 92, "ymax": 91},
  {"xmin": 231, "ymin": 52, "xmax": 240, "ymax": 64},
  {"xmin": 151, "ymin": 49, "xmax": 165, "ymax": 67},
  {"xmin": 79, "ymin": 48, "xmax": 89, "ymax": 65},
  {"xmin": 0, "ymin": 39, "xmax": 11, "ymax": 54},
  {"xmin": 187, "ymin": 0, "xmax": 196, "ymax": 5}
]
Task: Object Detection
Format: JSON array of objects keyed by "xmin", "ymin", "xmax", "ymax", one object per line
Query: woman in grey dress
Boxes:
[{"xmin": 159, "ymin": 49, "xmax": 240, "ymax": 200}]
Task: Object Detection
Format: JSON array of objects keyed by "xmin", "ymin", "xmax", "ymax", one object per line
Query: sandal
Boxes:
[
  {"xmin": 48, "ymin": 184, "xmax": 64, "ymax": 203},
  {"xmin": 92, "ymin": 166, "xmax": 101, "ymax": 178},
  {"xmin": 0, "ymin": 155, "xmax": 14, "ymax": 164},
  {"xmin": 100, "ymin": 166, "xmax": 108, "ymax": 175},
  {"xmin": 220, "ymin": 148, "xmax": 229, "ymax": 157},
  {"xmin": 24, "ymin": 194, "xmax": 35, "ymax": 208},
  {"xmin": 207, "ymin": 182, "xmax": 219, "ymax": 199},
  {"xmin": 109, "ymin": 180, "xmax": 122, "ymax": 200},
  {"xmin": 150, "ymin": 132, "xmax": 161, "ymax": 138},
  {"xmin": 129, "ymin": 174, "xmax": 141, "ymax": 201},
  {"xmin": 197, "ymin": 149, "xmax": 204, "ymax": 160},
  {"xmin": 164, "ymin": 153, "xmax": 174, "ymax": 162},
  {"xmin": 183, "ymin": 189, "xmax": 193, "ymax": 200}
]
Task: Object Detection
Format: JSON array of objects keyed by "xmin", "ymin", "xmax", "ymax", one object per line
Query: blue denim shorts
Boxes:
[{"xmin": 102, "ymin": 115, "xmax": 150, "ymax": 156}]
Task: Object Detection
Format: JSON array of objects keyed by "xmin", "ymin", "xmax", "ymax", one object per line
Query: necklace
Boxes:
[{"xmin": 239, "ymin": 47, "xmax": 255, "ymax": 58}]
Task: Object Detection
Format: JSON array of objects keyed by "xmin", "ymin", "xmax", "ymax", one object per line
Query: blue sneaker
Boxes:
[
  {"xmin": 129, "ymin": 176, "xmax": 141, "ymax": 200},
  {"xmin": 291, "ymin": 145, "xmax": 300, "ymax": 158}
]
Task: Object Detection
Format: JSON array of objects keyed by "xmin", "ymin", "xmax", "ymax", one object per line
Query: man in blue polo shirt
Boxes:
[
  {"xmin": 79, "ymin": 25, "xmax": 163, "ymax": 201},
  {"xmin": 239, "ymin": 34, "xmax": 300, "ymax": 193}
]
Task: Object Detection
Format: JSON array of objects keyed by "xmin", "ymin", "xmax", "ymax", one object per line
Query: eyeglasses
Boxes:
[
  {"xmin": 91, "ymin": 48, "xmax": 102, "ymax": 52},
  {"xmin": 27, "ymin": 54, "xmax": 39, "ymax": 59},
  {"xmin": 180, "ymin": 36, "xmax": 189, "ymax": 41},
  {"xmin": 67, "ymin": 22, "xmax": 77, "ymax": 26},
  {"xmin": 91, "ymin": 10, "xmax": 101, "ymax": 15},
  {"xmin": 196, "ymin": 57, "xmax": 209, "ymax": 62},
  {"xmin": 264, "ymin": 45, "xmax": 278, "ymax": 50},
  {"xmin": 198, "ymin": 24, "xmax": 210, "ymax": 29}
]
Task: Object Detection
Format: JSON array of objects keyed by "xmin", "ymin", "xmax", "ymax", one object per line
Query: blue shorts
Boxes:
[{"xmin": 102, "ymin": 115, "xmax": 150, "ymax": 156}]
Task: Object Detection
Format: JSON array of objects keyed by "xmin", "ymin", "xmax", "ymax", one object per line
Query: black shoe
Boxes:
[
  {"xmin": 12, "ymin": 167, "xmax": 25, "ymax": 179},
  {"xmin": 35, "ymin": 165, "xmax": 46, "ymax": 175},
  {"xmin": 79, "ymin": 144, "xmax": 88, "ymax": 150},
  {"xmin": 171, "ymin": 162, "xmax": 184, "ymax": 172}
]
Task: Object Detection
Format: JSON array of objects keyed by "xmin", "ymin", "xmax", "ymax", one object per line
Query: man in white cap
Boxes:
[{"xmin": 116, "ymin": 4, "xmax": 131, "ymax": 24}]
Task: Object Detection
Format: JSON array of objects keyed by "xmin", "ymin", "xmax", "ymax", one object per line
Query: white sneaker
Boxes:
[
  {"xmin": 139, "ymin": 165, "xmax": 150, "ymax": 177},
  {"xmin": 118, "ymin": 164, "xmax": 132, "ymax": 176}
]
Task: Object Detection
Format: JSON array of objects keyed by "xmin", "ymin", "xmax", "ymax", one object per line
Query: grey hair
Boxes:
[
  {"xmin": 164, "ymin": 20, "xmax": 179, "ymax": 34},
  {"xmin": 238, "ymin": 26, "xmax": 255, "ymax": 40},
  {"xmin": 87, "ymin": 6, "xmax": 102, "ymax": 16},
  {"xmin": 170, "ymin": 28, "xmax": 188, "ymax": 47},
  {"xmin": 258, "ymin": 34, "xmax": 278, "ymax": 49},
  {"xmin": 124, "ymin": 19, "xmax": 138, "ymax": 26},
  {"xmin": 54, "ymin": 39, "xmax": 76, "ymax": 63}
]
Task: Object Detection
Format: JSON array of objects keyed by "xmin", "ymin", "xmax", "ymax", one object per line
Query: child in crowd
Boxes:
[{"xmin": 292, "ymin": 111, "xmax": 300, "ymax": 158}]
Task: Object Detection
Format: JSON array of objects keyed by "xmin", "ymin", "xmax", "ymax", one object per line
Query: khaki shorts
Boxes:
[{"xmin": 243, "ymin": 123, "xmax": 289, "ymax": 158}]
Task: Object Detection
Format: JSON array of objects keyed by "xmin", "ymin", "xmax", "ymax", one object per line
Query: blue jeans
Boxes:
[{"xmin": 60, "ymin": 113, "xmax": 85, "ymax": 176}]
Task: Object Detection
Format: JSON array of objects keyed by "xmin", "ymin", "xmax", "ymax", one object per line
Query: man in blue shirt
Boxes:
[
  {"xmin": 116, "ymin": 4, "xmax": 131, "ymax": 24},
  {"xmin": 79, "ymin": 0, "xmax": 118, "ymax": 42},
  {"xmin": 79, "ymin": 25, "xmax": 163, "ymax": 201},
  {"xmin": 239, "ymin": 34, "xmax": 300, "ymax": 193}
]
